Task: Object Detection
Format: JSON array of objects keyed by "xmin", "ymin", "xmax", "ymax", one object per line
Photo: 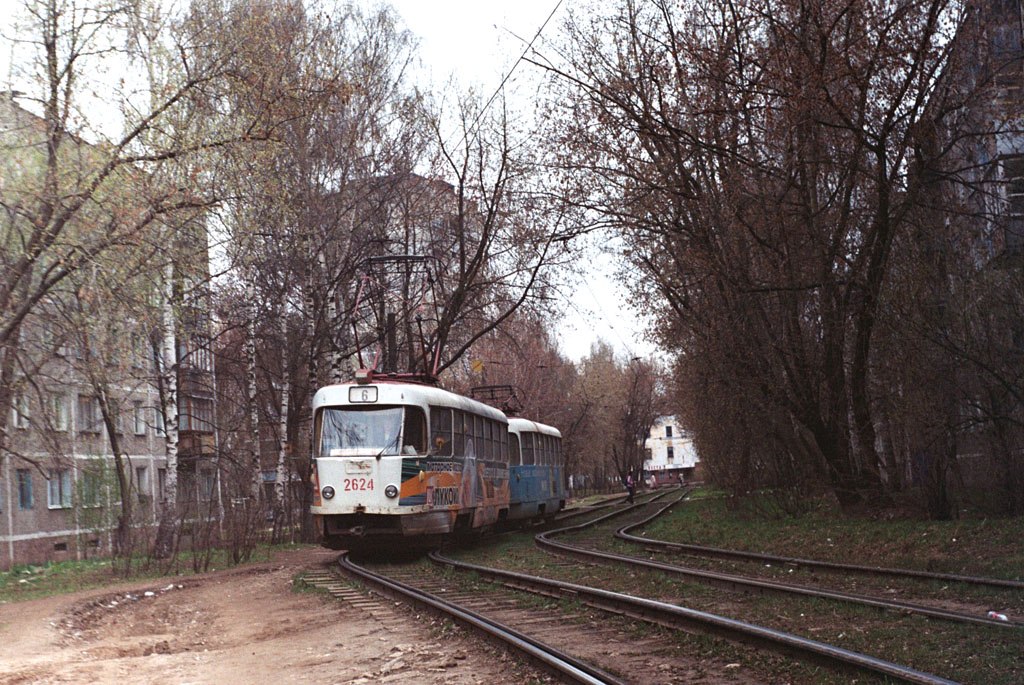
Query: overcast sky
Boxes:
[
  {"xmin": 386, "ymin": 0, "xmax": 655, "ymax": 362},
  {"xmin": 0, "ymin": 0, "xmax": 656, "ymax": 363}
]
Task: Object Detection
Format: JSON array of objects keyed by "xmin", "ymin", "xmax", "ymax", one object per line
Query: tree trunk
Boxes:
[
  {"xmin": 246, "ymin": 291, "xmax": 262, "ymax": 502},
  {"xmin": 274, "ymin": 310, "xmax": 289, "ymax": 537},
  {"xmin": 153, "ymin": 261, "xmax": 180, "ymax": 559}
]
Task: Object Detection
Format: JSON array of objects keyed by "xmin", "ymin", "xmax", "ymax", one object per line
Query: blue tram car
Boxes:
[{"xmin": 506, "ymin": 418, "xmax": 565, "ymax": 523}]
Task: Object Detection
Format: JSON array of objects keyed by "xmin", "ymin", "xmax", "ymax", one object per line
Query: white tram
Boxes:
[{"xmin": 311, "ymin": 375, "xmax": 511, "ymax": 551}]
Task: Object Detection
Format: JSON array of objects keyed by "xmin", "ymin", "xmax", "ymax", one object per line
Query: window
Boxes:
[
  {"xmin": 522, "ymin": 432, "xmax": 535, "ymax": 465},
  {"xmin": 12, "ymin": 392, "xmax": 29, "ymax": 429},
  {"xmin": 136, "ymin": 466, "xmax": 148, "ymax": 496},
  {"xmin": 80, "ymin": 468, "xmax": 103, "ymax": 507},
  {"xmin": 49, "ymin": 393, "xmax": 68, "ymax": 431},
  {"xmin": 17, "ymin": 469, "xmax": 33, "ymax": 509},
  {"xmin": 77, "ymin": 395, "xmax": 101, "ymax": 433},
  {"xmin": 429, "ymin": 406, "xmax": 453, "ymax": 456},
  {"xmin": 473, "ymin": 415, "xmax": 485, "ymax": 458},
  {"xmin": 665, "ymin": 426, "xmax": 673, "ymax": 438},
  {"xmin": 155, "ymin": 407, "xmax": 166, "ymax": 437},
  {"xmin": 667, "ymin": 446, "xmax": 674, "ymax": 462},
  {"xmin": 510, "ymin": 433, "xmax": 521, "ymax": 465},
  {"xmin": 113, "ymin": 405, "xmax": 124, "ymax": 434},
  {"xmin": 133, "ymin": 401, "xmax": 146, "ymax": 435},
  {"xmin": 178, "ymin": 337, "xmax": 213, "ymax": 372},
  {"xmin": 158, "ymin": 468, "xmax": 167, "ymax": 501},
  {"xmin": 402, "ymin": 406, "xmax": 427, "ymax": 454},
  {"xmin": 317, "ymin": 407, "xmax": 404, "ymax": 455},
  {"xmin": 178, "ymin": 396, "xmax": 214, "ymax": 432},
  {"xmin": 130, "ymin": 332, "xmax": 148, "ymax": 368},
  {"xmin": 452, "ymin": 411, "xmax": 466, "ymax": 455},
  {"xmin": 199, "ymin": 470, "xmax": 216, "ymax": 501},
  {"xmin": 47, "ymin": 469, "xmax": 72, "ymax": 508}
]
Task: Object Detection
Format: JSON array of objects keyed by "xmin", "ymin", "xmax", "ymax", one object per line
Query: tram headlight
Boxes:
[
  {"xmin": 384, "ymin": 484, "xmax": 398, "ymax": 499},
  {"xmin": 321, "ymin": 485, "xmax": 335, "ymax": 500}
]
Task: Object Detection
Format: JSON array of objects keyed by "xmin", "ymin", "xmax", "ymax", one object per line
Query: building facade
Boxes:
[
  {"xmin": 0, "ymin": 93, "xmax": 219, "ymax": 569},
  {"xmin": 643, "ymin": 416, "xmax": 699, "ymax": 486}
]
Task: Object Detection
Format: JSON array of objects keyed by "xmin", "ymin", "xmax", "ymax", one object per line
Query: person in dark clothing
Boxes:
[{"xmin": 626, "ymin": 474, "xmax": 636, "ymax": 504}]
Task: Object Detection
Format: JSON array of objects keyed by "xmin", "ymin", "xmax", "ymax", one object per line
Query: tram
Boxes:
[
  {"xmin": 311, "ymin": 372, "xmax": 510, "ymax": 551},
  {"xmin": 506, "ymin": 418, "xmax": 565, "ymax": 523}
]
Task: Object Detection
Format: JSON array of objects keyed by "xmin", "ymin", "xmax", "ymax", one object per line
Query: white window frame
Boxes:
[
  {"xmin": 135, "ymin": 465, "xmax": 149, "ymax": 496},
  {"xmin": 78, "ymin": 395, "xmax": 101, "ymax": 434},
  {"xmin": 47, "ymin": 469, "xmax": 73, "ymax": 508},
  {"xmin": 17, "ymin": 469, "xmax": 33, "ymax": 509},
  {"xmin": 80, "ymin": 467, "xmax": 104, "ymax": 508},
  {"xmin": 13, "ymin": 392, "xmax": 29, "ymax": 429},
  {"xmin": 49, "ymin": 392, "xmax": 68, "ymax": 432},
  {"xmin": 133, "ymin": 401, "xmax": 146, "ymax": 436},
  {"xmin": 199, "ymin": 469, "xmax": 216, "ymax": 501}
]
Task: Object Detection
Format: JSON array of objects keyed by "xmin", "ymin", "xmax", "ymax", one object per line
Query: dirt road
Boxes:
[{"xmin": 0, "ymin": 548, "xmax": 541, "ymax": 684}]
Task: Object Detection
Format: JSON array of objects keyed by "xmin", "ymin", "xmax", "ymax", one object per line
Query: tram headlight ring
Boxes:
[
  {"xmin": 321, "ymin": 485, "xmax": 335, "ymax": 500},
  {"xmin": 384, "ymin": 484, "xmax": 398, "ymax": 499}
]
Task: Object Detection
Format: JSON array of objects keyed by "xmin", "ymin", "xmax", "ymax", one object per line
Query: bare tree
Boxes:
[{"xmin": 537, "ymin": 0, "xmax": 1018, "ymax": 514}]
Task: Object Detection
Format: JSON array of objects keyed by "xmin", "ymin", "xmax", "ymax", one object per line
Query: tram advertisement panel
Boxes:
[{"xmin": 398, "ymin": 455, "xmax": 509, "ymax": 511}]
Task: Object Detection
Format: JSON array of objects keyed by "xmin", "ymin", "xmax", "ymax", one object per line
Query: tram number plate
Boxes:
[{"xmin": 343, "ymin": 478, "xmax": 373, "ymax": 492}]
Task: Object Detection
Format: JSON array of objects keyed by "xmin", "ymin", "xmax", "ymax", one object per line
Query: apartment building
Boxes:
[
  {"xmin": 643, "ymin": 416, "xmax": 699, "ymax": 486},
  {"xmin": 0, "ymin": 92, "xmax": 218, "ymax": 569}
]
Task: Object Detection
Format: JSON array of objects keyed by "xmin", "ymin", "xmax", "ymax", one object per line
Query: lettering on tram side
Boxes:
[{"xmin": 430, "ymin": 486, "xmax": 459, "ymax": 507}]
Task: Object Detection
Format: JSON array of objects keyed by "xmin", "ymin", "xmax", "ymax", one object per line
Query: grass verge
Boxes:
[{"xmin": 0, "ymin": 542, "xmax": 314, "ymax": 604}]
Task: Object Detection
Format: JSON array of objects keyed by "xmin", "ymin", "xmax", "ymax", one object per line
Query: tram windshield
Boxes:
[{"xmin": 318, "ymin": 407, "xmax": 404, "ymax": 456}]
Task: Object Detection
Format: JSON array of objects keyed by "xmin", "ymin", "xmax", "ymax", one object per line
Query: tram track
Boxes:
[
  {"xmin": 543, "ymin": 492, "xmax": 1022, "ymax": 630},
  {"xmin": 317, "ymin": 489, "xmax": 1016, "ymax": 683},
  {"xmin": 426, "ymin": 551, "xmax": 956, "ymax": 684},
  {"xmin": 336, "ymin": 554, "xmax": 626, "ymax": 684},
  {"xmin": 324, "ymin": 495, "xmax": 960, "ymax": 684},
  {"xmin": 332, "ymin": 545, "xmax": 957, "ymax": 684}
]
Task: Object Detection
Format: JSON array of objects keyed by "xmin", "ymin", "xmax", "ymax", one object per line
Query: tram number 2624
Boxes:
[{"xmin": 343, "ymin": 478, "xmax": 373, "ymax": 492}]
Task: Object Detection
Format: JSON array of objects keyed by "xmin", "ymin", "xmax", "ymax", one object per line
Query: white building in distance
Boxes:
[{"xmin": 643, "ymin": 416, "xmax": 699, "ymax": 486}]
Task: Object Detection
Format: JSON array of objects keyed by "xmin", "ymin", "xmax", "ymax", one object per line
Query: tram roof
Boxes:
[
  {"xmin": 508, "ymin": 417, "xmax": 562, "ymax": 438},
  {"xmin": 313, "ymin": 381, "xmax": 508, "ymax": 423}
]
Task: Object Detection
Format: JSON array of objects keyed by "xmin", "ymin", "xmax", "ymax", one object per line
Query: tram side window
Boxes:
[
  {"xmin": 430, "ymin": 406, "xmax": 453, "ymax": 456},
  {"xmin": 486, "ymin": 420, "xmax": 496, "ymax": 459},
  {"xmin": 454, "ymin": 411, "xmax": 463, "ymax": 454},
  {"xmin": 403, "ymin": 406, "xmax": 427, "ymax": 454},
  {"xmin": 510, "ymin": 432, "xmax": 521, "ymax": 465},
  {"xmin": 522, "ymin": 432, "xmax": 535, "ymax": 465},
  {"xmin": 555, "ymin": 438, "xmax": 562, "ymax": 465},
  {"xmin": 473, "ymin": 415, "xmax": 484, "ymax": 458},
  {"xmin": 500, "ymin": 425, "xmax": 509, "ymax": 462}
]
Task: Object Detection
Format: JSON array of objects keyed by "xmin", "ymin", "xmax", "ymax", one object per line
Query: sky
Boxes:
[
  {"xmin": 0, "ymin": 0, "xmax": 657, "ymax": 363},
  {"xmin": 387, "ymin": 0, "xmax": 656, "ymax": 363}
]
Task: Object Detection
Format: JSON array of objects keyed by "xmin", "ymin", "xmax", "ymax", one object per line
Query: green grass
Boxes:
[
  {"xmin": 0, "ymin": 542, "xmax": 314, "ymax": 604},
  {"xmin": 641, "ymin": 491, "xmax": 1024, "ymax": 580},
  {"xmin": 451, "ymin": 493, "xmax": 1024, "ymax": 684}
]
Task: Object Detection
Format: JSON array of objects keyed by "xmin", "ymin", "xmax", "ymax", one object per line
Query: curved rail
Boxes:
[
  {"xmin": 589, "ymin": 496, "xmax": 1021, "ymax": 629},
  {"xmin": 337, "ymin": 553, "xmax": 624, "ymax": 685},
  {"xmin": 430, "ymin": 550, "xmax": 958, "ymax": 685},
  {"xmin": 618, "ymin": 496, "xmax": 1024, "ymax": 590}
]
